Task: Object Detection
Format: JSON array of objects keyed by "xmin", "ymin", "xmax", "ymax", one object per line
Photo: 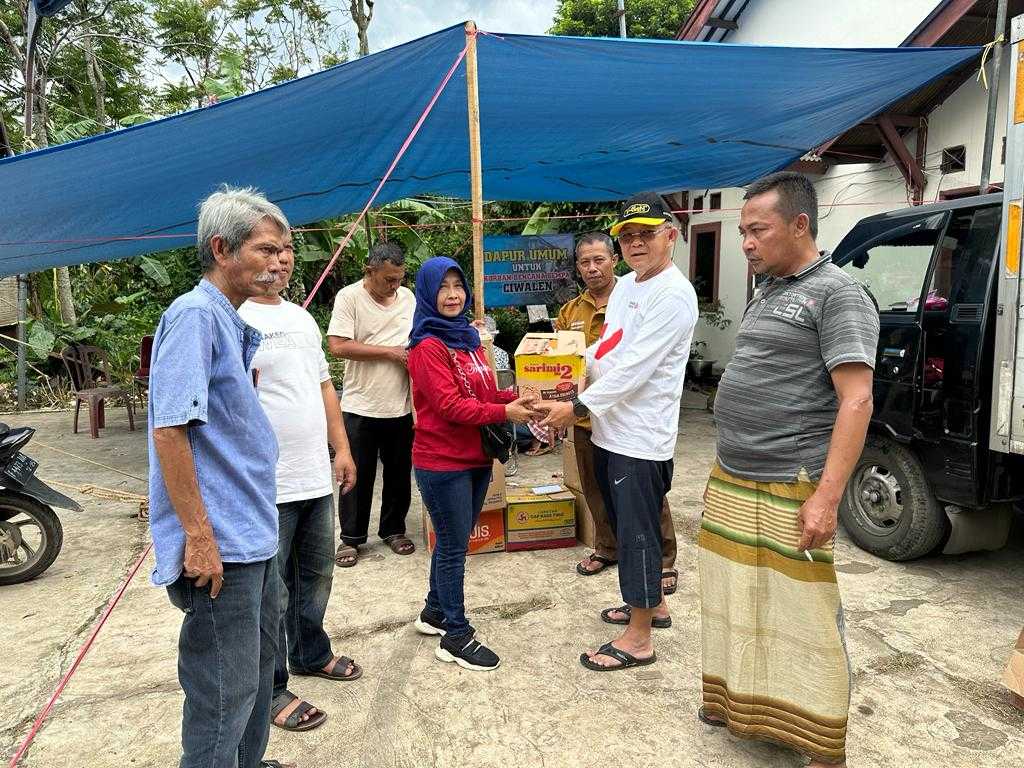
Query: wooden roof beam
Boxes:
[
  {"xmin": 906, "ymin": 0, "xmax": 982, "ymax": 47},
  {"xmin": 876, "ymin": 114, "xmax": 926, "ymax": 193}
]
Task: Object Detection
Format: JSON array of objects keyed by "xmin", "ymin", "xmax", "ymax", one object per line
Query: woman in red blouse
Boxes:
[{"xmin": 407, "ymin": 256, "xmax": 536, "ymax": 671}]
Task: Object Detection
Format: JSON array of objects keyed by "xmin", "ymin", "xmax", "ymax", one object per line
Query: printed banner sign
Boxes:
[{"xmin": 483, "ymin": 234, "xmax": 577, "ymax": 307}]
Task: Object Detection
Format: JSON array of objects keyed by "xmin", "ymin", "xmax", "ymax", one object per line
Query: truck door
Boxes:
[{"xmin": 836, "ymin": 211, "xmax": 950, "ymax": 439}]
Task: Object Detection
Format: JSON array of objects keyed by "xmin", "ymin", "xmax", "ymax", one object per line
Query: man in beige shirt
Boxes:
[{"xmin": 328, "ymin": 242, "xmax": 416, "ymax": 566}]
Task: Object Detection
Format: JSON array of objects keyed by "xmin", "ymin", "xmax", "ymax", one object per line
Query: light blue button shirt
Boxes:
[{"xmin": 147, "ymin": 279, "xmax": 279, "ymax": 586}]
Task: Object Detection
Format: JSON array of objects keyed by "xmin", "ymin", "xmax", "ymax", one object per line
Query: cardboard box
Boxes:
[
  {"xmin": 422, "ymin": 506, "xmax": 506, "ymax": 555},
  {"xmin": 1004, "ymin": 628, "xmax": 1024, "ymax": 699},
  {"xmin": 505, "ymin": 486, "xmax": 576, "ymax": 551},
  {"xmin": 514, "ymin": 331, "xmax": 587, "ymax": 403},
  {"xmin": 483, "ymin": 459, "xmax": 506, "ymax": 511},
  {"xmin": 571, "ymin": 489, "xmax": 597, "ymax": 548},
  {"xmin": 562, "ymin": 435, "xmax": 582, "ymax": 492}
]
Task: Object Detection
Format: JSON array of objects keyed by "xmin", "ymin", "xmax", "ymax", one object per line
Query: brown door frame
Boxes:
[{"xmin": 689, "ymin": 222, "xmax": 722, "ymax": 302}]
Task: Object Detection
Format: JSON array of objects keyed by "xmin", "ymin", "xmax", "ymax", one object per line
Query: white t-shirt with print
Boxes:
[
  {"xmin": 239, "ymin": 299, "xmax": 333, "ymax": 505},
  {"xmin": 580, "ymin": 265, "xmax": 699, "ymax": 461}
]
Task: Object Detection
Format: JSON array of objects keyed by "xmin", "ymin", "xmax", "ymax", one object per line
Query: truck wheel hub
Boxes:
[{"xmin": 854, "ymin": 465, "xmax": 903, "ymax": 533}]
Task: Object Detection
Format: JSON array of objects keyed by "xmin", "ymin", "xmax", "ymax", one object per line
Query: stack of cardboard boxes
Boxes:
[{"xmin": 421, "ymin": 461, "xmax": 581, "ymax": 555}]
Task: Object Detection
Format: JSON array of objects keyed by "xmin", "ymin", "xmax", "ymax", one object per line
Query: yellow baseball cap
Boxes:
[{"xmin": 609, "ymin": 193, "xmax": 674, "ymax": 237}]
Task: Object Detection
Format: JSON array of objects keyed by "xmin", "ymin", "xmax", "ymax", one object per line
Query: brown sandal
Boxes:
[
  {"xmin": 383, "ymin": 534, "xmax": 415, "ymax": 555},
  {"xmin": 662, "ymin": 569, "xmax": 678, "ymax": 595},
  {"xmin": 698, "ymin": 706, "xmax": 727, "ymax": 727},
  {"xmin": 292, "ymin": 654, "xmax": 362, "ymax": 682},
  {"xmin": 335, "ymin": 544, "xmax": 358, "ymax": 567},
  {"xmin": 576, "ymin": 553, "xmax": 617, "ymax": 576},
  {"xmin": 270, "ymin": 691, "xmax": 327, "ymax": 732}
]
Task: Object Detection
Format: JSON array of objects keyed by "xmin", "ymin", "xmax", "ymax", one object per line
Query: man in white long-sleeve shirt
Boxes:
[{"xmin": 537, "ymin": 193, "xmax": 698, "ymax": 671}]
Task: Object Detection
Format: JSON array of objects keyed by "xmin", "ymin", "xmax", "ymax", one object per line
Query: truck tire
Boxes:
[{"xmin": 839, "ymin": 436, "xmax": 949, "ymax": 561}]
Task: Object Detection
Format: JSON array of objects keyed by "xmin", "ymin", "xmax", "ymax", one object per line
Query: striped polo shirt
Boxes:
[{"xmin": 713, "ymin": 252, "xmax": 879, "ymax": 482}]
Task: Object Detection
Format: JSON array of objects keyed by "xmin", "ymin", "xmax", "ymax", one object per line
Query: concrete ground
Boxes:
[{"xmin": 1, "ymin": 407, "xmax": 1022, "ymax": 768}]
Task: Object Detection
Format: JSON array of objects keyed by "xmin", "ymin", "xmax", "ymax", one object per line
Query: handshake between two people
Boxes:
[{"xmin": 503, "ymin": 393, "xmax": 578, "ymax": 430}]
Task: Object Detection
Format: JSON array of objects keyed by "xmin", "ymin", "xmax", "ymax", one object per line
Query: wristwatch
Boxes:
[{"xmin": 571, "ymin": 396, "xmax": 589, "ymax": 418}]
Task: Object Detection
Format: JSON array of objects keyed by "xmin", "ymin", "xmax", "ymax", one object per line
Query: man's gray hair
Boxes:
[
  {"xmin": 197, "ymin": 186, "xmax": 290, "ymax": 270},
  {"xmin": 366, "ymin": 241, "xmax": 406, "ymax": 269},
  {"xmin": 743, "ymin": 171, "xmax": 819, "ymax": 239},
  {"xmin": 575, "ymin": 231, "xmax": 615, "ymax": 258}
]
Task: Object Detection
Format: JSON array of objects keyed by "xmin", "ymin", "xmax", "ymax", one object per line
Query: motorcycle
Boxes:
[{"xmin": 0, "ymin": 423, "xmax": 82, "ymax": 586}]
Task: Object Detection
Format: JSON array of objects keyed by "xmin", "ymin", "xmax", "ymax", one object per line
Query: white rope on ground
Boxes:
[{"xmin": 42, "ymin": 478, "xmax": 149, "ymax": 520}]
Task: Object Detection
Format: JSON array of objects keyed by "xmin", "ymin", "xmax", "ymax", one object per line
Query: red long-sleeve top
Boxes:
[{"xmin": 408, "ymin": 337, "xmax": 516, "ymax": 471}]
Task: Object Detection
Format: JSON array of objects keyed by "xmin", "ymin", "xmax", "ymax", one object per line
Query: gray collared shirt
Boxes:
[{"xmin": 713, "ymin": 252, "xmax": 879, "ymax": 482}]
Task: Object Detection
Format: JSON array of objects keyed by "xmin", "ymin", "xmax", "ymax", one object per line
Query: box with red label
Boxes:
[
  {"xmin": 513, "ymin": 331, "xmax": 587, "ymax": 403},
  {"xmin": 422, "ymin": 506, "xmax": 506, "ymax": 555},
  {"xmin": 505, "ymin": 487, "xmax": 576, "ymax": 551}
]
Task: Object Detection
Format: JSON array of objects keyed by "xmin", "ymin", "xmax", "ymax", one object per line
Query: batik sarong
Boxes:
[{"xmin": 698, "ymin": 462, "xmax": 850, "ymax": 764}]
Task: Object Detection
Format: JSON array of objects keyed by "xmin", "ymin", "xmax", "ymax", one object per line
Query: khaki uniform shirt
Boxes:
[{"xmin": 555, "ymin": 282, "xmax": 614, "ymax": 429}]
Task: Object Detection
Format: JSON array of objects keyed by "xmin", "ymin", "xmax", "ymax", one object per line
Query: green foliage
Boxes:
[
  {"xmin": 0, "ymin": 2, "xmax": 664, "ymax": 403},
  {"xmin": 549, "ymin": 0, "xmax": 696, "ymax": 40}
]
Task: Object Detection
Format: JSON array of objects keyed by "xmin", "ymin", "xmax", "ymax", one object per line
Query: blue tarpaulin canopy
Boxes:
[{"xmin": 0, "ymin": 24, "xmax": 980, "ymax": 276}]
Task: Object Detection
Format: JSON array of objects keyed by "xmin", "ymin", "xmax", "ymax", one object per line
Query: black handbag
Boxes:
[{"xmin": 448, "ymin": 349, "xmax": 515, "ymax": 464}]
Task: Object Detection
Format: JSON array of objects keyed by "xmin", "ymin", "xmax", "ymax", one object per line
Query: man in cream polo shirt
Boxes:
[{"xmin": 327, "ymin": 242, "xmax": 416, "ymax": 567}]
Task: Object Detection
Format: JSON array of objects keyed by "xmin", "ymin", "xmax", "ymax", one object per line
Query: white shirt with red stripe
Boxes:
[{"xmin": 579, "ymin": 265, "xmax": 698, "ymax": 461}]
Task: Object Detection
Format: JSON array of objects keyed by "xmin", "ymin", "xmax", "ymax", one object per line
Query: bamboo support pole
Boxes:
[{"xmin": 465, "ymin": 21, "xmax": 485, "ymax": 320}]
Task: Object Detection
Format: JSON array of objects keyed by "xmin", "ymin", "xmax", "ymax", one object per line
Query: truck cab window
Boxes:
[{"xmin": 841, "ymin": 228, "xmax": 940, "ymax": 312}]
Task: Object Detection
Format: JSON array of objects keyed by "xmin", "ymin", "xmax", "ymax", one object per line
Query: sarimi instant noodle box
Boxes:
[{"xmin": 513, "ymin": 331, "xmax": 587, "ymax": 403}]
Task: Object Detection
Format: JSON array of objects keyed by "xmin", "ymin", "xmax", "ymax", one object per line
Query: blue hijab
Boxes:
[{"xmin": 408, "ymin": 256, "xmax": 481, "ymax": 351}]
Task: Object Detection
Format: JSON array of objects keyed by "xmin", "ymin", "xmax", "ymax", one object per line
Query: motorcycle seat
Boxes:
[{"xmin": 0, "ymin": 423, "xmax": 8, "ymax": 438}]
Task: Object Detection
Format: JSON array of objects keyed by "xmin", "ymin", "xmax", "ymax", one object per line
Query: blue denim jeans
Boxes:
[
  {"xmin": 166, "ymin": 557, "xmax": 279, "ymax": 768},
  {"xmin": 274, "ymin": 493, "xmax": 335, "ymax": 696},
  {"xmin": 415, "ymin": 466, "xmax": 492, "ymax": 639}
]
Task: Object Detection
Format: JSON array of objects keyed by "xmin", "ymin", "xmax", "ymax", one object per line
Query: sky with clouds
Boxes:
[{"xmin": 367, "ymin": 1, "xmax": 561, "ymax": 51}]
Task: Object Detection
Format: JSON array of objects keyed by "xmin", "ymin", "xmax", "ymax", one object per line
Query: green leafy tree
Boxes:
[
  {"xmin": 549, "ymin": 0, "xmax": 694, "ymax": 40},
  {"xmin": 151, "ymin": 0, "xmax": 350, "ymax": 108}
]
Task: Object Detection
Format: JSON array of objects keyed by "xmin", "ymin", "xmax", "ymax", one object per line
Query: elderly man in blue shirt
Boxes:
[{"xmin": 148, "ymin": 186, "xmax": 296, "ymax": 768}]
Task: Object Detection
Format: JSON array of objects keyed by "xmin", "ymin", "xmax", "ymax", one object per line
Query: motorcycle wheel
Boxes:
[{"xmin": 0, "ymin": 494, "xmax": 64, "ymax": 586}]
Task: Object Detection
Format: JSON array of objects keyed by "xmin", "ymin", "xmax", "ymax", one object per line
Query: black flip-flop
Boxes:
[
  {"xmin": 662, "ymin": 569, "xmax": 678, "ymax": 596},
  {"xmin": 579, "ymin": 641, "xmax": 657, "ymax": 672},
  {"xmin": 600, "ymin": 604, "xmax": 672, "ymax": 629},
  {"xmin": 576, "ymin": 553, "xmax": 617, "ymax": 576},
  {"xmin": 698, "ymin": 706, "xmax": 727, "ymax": 727}
]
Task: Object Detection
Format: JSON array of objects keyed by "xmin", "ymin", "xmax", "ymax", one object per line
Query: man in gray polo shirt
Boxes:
[{"xmin": 697, "ymin": 172, "xmax": 877, "ymax": 768}]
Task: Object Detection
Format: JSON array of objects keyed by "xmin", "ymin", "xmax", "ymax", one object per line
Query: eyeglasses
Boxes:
[{"xmin": 615, "ymin": 225, "xmax": 671, "ymax": 246}]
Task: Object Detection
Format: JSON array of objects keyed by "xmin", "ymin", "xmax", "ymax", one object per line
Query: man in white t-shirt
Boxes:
[
  {"xmin": 327, "ymin": 242, "xmax": 416, "ymax": 567},
  {"xmin": 240, "ymin": 241, "xmax": 361, "ymax": 734},
  {"xmin": 537, "ymin": 193, "xmax": 698, "ymax": 672}
]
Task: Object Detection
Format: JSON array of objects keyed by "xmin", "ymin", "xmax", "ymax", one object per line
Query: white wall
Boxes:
[
  {"xmin": 676, "ymin": 0, "xmax": 1009, "ymax": 365},
  {"xmin": 726, "ymin": 0, "xmax": 941, "ymax": 47},
  {"xmin": 923, "ymin": 49, "xmax": 1009, "ymax": 200}
]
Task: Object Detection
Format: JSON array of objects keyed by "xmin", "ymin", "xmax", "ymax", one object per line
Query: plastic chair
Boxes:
[{"xmin": 60, "ymin": 345, "xmax": 136, "ymax": 439}]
